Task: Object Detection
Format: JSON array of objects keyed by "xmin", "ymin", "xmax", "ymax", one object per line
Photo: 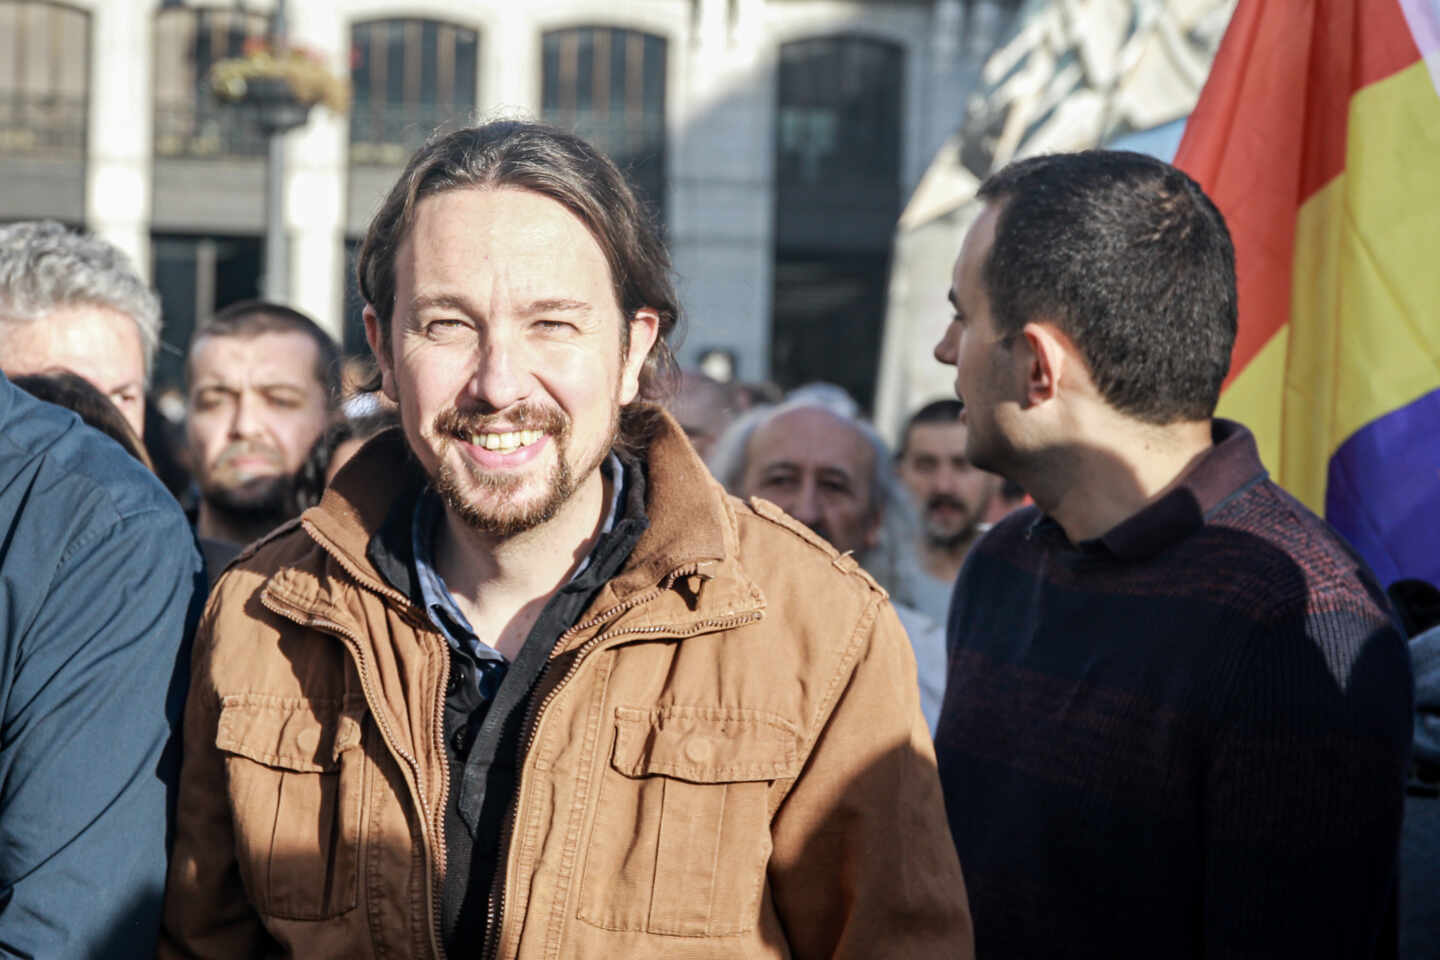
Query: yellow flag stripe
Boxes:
[{"xmin": 1217, "ymin": 59, "xmax": 1440, "ymax": 512}]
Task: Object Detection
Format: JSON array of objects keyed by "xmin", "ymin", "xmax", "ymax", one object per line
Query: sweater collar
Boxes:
[{"xmin": 1030, "ymin": 419, "xmax": 1269, "ymax": 561}]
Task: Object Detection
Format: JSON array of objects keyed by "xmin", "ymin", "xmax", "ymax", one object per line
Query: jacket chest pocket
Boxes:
[
  {"xmin": 216, "ymin": 696, "xmax": 368, "ymax": 921},
  {"xmin": 577, "ymin": 705, "xmax": 801, "ymax": 937}
]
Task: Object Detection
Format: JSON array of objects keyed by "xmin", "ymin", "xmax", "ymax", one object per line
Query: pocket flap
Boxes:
[
  {"xmin": 216, "ymin": 696, "xmax": 363, "ymax": 772},
  {"xmin": 611, "ymin": 706, "xmax": 801, "ymax": 783}
]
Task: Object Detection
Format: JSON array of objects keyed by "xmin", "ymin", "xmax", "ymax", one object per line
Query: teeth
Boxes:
[{"xmin": 468, "ymin": 430, "xmax": 543, "ymax": 453}]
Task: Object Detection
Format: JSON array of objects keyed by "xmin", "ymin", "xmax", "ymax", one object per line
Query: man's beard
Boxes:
[
  {"xmin": 429, "ymin": 400, "xmax": 616, "ymax": 538},
  {"xmin": 922, "ymin": 493, "xmax": 981, "ymax": 549},
  {"xmin": 200, "ymin": 443, "xmax": 297, "ymax": 529},
  {"xmin": 201, "ymin": 473, "xmax": 296, "ymax": 530}
]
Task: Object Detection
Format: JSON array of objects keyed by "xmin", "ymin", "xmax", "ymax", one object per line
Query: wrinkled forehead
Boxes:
[
  {"xmin": 0, "ymin": 304, "xmax": 145, "ymax": 389},
  {"xmin": 749, "ymin": 407, "xmax": 876, "ymax": 478}
]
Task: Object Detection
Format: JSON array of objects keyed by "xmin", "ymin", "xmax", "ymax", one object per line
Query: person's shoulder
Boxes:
[
  {"xmin": 205, "ymin": 516, "xmax": 317, "ymax": 598},
  {"xmin": 1205, "ymin": 477, "xmax": 1390, "ymax": 620},
  {"xmin": 731, "ymin": 493, "xmax": 889, "ymax": 599},
  {"xmin": 0, "ymin": 377, "xmax": 178, "ymax": 527}
]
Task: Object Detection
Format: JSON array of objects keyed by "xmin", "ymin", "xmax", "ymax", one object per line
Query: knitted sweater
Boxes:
[{"xmin": 935, "ymin": 420, "xmax": 1411, "ymax": 959}]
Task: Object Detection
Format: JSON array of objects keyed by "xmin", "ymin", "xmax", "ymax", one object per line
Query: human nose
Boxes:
[
  {"xmin": 791, "ymin": 478, "xmax": 822, "ymax": 527},
  {"xmin": 228, "ymin": 392, "xmax": 261, "ymax": 438},
  {"xmin": 934, "ymin": 322, "xmax": 958, "ymax": 366},
  {"xmin": 467, "ymin": 329, "xmax": 530, "ymax": 410}
]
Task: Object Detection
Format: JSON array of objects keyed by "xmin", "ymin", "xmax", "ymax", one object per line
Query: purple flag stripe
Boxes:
[{"xmin": 1325, "ymin": 387, "xmax": 1440, "ymax": 588}]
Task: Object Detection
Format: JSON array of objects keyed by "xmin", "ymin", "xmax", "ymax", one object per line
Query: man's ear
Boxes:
[
  {"xmin": 1017, "ymin": 321, "xmax": 1070, "ymax": 409},
  {"xmin": 363, "ymin": 305, "xmax": 399, "ymax": 402},
  {"xmin": 620, "ymin": 307, "xmax": 662, "ymax": 404}
]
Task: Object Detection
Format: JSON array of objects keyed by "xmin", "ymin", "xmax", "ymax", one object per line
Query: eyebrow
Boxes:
[
  {"xmin": 517, "ymin": 298, "xmax": 591, "ymax": 318},
  {"xmin": 947, "ymin": 289, "xmax": 958, "ymax": 308},
  {"xmin": 192, "ymin": 379, "xmax": 310, "ymax": 395},
  {"xmin": 405, "ymin": 293, "xmax": 593, "ymax": 319},
  {"xmin": 407, "ymin": 292, "xmax": 473, "ymax": 317}
]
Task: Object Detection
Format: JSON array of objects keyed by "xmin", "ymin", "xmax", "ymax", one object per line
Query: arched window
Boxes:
[
  {"xmin": 541, "ymin": 26, "xmax": 667, "ymax": 222},
  {"xmin": 153, "ymin": 5, "xmax": 269, "ymax": 158},
  {"xmin": 0, "ymin": 0, "xmax": 88, "ymax": 156},
  {"xmin": 772, "ymin": 35, "xmax": 905, "ymax": 411},
  {"xmin": 349, "ymin": 18, "xmax": 479, "ymax": 166}
]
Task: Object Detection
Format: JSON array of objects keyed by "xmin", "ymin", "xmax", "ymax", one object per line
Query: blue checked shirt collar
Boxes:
[{"xmin": 410, "ymin": 452, "xmax": 626, "ymax": 664}]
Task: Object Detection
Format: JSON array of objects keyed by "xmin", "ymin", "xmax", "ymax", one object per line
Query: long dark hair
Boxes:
[{"xmin": 356, "ymin": 121, "xmax": 681, "ymax": 442}]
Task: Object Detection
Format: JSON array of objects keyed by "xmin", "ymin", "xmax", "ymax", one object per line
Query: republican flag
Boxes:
[{"xmin": 1174, "ymin": 0, "xmax": 1440, "ymax": 588}]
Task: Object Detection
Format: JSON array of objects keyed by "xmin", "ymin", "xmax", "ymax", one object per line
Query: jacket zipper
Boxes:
[
  {"xmin": 292, "ymin": 526, "xmax": 449, "ymax": 960},
  {"xmin": 479, "ymin": 570, "xmax": 762, "ymax": 960},
  {"xmin": 261, "ymin": 546, "xmax": 452, "ymax": 960}
]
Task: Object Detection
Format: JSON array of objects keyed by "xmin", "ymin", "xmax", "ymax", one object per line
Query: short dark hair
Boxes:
[
  {"xmin": 897, "ymin": 398, "xmax": 964, "ymax": 459},
  {"xmin": 188, "ymin": 299, "xmax": 342, "ymax": 410},
  {"xmin": 976, "ymin": 150, "xmax": 1237, "ymax": 424},
  {"xmin": 356, "ymin": 121, "xmax": 680, "ymax": 419}
]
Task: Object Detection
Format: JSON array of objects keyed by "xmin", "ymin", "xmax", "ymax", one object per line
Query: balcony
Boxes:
[
  {"xmin": 154, "ymin": 96, "xmax": 268, "ymax": 159},
  {"xmin": 0, "ymin": 91, "xmax": 86, "ymax": 155}
]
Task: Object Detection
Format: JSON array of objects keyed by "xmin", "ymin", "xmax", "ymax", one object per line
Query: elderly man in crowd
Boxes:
[
  {"xmin": 0, "ymin": 220, "xmax": 160, "ymax": 439},
  {"xmin": 161, "ymin": 121, "xmax": 970, "ymax": 960},
  {"xmin": 709, "ymin": 386, "xmax": 949, "ymax": 733}
]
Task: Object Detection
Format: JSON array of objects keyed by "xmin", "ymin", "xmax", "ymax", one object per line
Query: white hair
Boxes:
[
  {"xmin": 0, "ymin": 221, "xmax": 162, "ymax": 381},
  {"xmin": 706, "ymin": 384, "xmax": 928, "ymax": 608}
]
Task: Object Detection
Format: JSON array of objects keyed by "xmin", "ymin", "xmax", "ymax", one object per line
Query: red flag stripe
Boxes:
[{"xmin": 1174, "ymin": 0, "xmax": 1420, "ymax": 385}]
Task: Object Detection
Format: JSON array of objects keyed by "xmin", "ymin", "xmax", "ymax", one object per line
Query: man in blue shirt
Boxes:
[{"xmin": 0, "ymin": 371, "xmax": 204, "ymax": 958}]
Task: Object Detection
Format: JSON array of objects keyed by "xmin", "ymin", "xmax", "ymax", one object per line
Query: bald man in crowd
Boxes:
[{"xmin": 709, "ymin": 388, "xmax": 949, "ymax": 732}]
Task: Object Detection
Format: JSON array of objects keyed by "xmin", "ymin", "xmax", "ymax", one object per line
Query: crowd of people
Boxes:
[{"xmin": 0, "ymin": 122, "xmax": 1431, "ymax": 958}]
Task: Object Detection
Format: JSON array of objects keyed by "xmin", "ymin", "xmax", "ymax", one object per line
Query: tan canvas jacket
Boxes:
[{"xmin": 160, "ymin": 409, "xmax": 973, "ymax": 959}]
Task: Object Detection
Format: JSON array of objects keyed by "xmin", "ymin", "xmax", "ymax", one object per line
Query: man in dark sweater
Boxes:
[{"xmin": 931, "ymin": 150, "xmax": 1412, "ymax": 958}]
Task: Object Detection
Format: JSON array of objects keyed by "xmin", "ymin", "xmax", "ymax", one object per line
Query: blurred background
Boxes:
[{"xmin": 0, "ymin": 0, "xmax": 1234, "ymax": 438}]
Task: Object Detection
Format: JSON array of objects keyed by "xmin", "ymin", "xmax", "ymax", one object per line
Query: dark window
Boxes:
[
  {"xmin": 541, "ymin": 26, "xmax": 667, "ymax": 224},
  {"xmin": 0, "ymin": 1, "xmax": 88, "ymax": 156},
  {"xmin": 350, "ymin": 18, "xmax": 479, "ymax": 167},
  {"xmin": 776, "ymin": 36, "xmax": 903, "ymax": 190},
  {"xmin": 151, "ymin": 233, "xmax": 262, "ymax": 391},
  {"xmin": 772, "ymin": 35, "xmax": 904, "ymax": 412}
]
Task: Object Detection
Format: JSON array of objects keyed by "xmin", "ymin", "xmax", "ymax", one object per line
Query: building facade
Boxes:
[{"xmin": 0, "ymin": 0, "xmax": 1020, "ymax": 401}]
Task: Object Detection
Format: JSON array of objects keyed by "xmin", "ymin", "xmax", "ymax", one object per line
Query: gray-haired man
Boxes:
[{"xmin": 0, "ymin": 221, "xmax": 161, "ymax": 438}]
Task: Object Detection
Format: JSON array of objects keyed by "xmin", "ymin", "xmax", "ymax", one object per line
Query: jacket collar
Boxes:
[{"xmin": 267, "ymin": 405, "xmax": 762, "ymax": 644}]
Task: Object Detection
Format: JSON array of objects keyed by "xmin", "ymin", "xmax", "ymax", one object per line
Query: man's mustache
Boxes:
[
  {"xmin": 433, "ymin": 402, "xmax": 568, "ymax": 440},
  {"xmin": 213, "ymin": 441, "xmax": 284, "ymax": 472},
  {"xmin": 926, "ymin": 493, "xmax": 969, "ymax": 514}
]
